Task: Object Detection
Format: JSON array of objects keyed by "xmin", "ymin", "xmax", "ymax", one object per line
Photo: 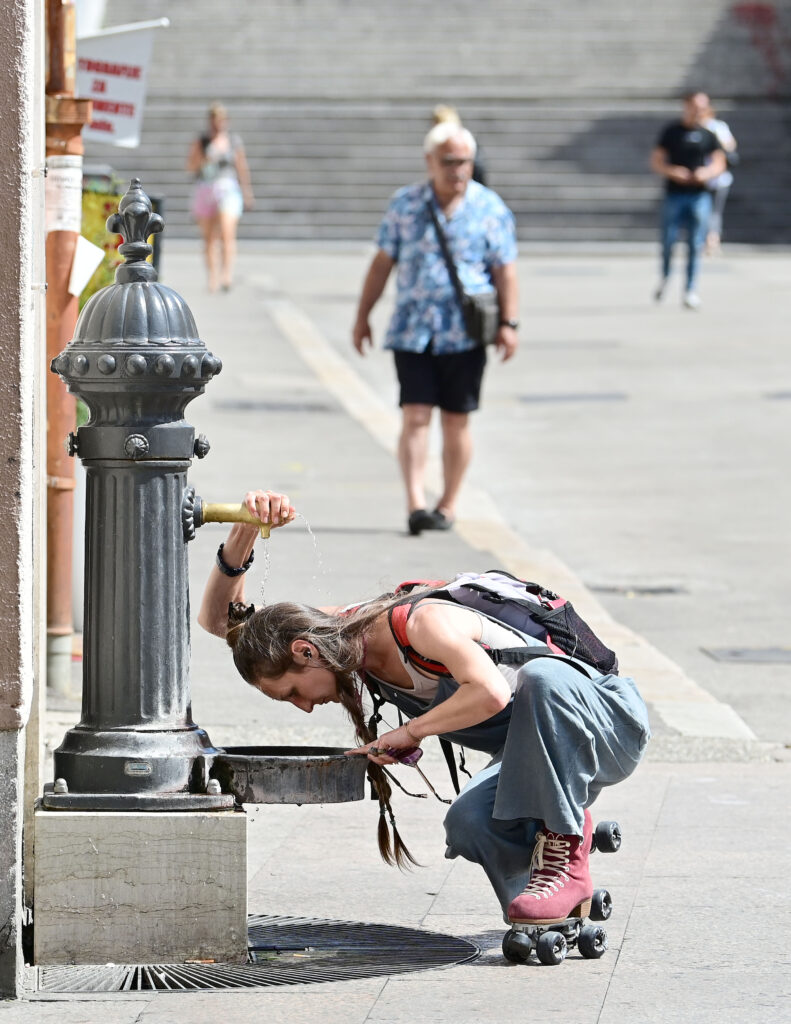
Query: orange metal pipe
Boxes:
[
  {"xmin": 45, "ymin": 0, "xmax": 91, "ymax": 688},
  {"xmin": 45, "ymin": 229, "xmax": 78, "ymax": 645}
]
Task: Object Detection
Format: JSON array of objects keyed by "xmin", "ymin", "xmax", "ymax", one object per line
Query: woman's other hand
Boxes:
[{"xmin": 345, "ymin": 724, "xmax": 418, "ymax": 765}]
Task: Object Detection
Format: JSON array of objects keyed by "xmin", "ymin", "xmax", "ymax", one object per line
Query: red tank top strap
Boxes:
[{"xmin": 388, "ymin": 601, "xmax": 450, "ymax": 677}]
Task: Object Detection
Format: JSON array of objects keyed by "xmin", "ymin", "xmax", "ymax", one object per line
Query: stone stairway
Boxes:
[{"xmin": 87, "ymin": 0, "xmax": 791, "ymax": 242}]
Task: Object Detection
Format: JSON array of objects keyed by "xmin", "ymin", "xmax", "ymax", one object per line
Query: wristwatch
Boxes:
[{"xmin": 499, "ymin": 318, "xmax": 519, "ymax": 329}]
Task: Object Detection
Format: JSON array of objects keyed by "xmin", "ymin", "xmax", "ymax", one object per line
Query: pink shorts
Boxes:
[{"xmin": 191, "ymin": 178, "xmax": 244, "ymax": 221}]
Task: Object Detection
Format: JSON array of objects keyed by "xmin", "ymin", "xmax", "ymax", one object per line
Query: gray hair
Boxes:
[{"xmin": 423, "ymin": 122, "xmax": 477, "ymax": 156}]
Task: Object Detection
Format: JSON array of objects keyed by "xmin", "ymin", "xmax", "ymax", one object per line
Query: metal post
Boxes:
[{"xmin": 44, "ymin": 180, "xmax": 231, "ymax": 811}]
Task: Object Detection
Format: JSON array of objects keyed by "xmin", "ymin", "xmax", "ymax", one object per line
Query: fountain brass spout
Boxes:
[
  {"xmin": 182, "ymin": 488, "xmax": 271, "ymax": 541},
  {"xmin": 200, "ymin": 502, "xmax": 272, "ymax": 539}
]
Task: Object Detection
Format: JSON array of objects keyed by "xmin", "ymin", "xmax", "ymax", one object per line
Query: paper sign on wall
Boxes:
[
  {"xmin": 68, "ymin": 236, "xmax": 105, "ymax": 297},
  {"xmin": 46, "ymin": 155, "xmax": 84, "ymax": 233},
  {"xmin": 76, "ymin": 19, "xmax": 168, "ymax": 149}
]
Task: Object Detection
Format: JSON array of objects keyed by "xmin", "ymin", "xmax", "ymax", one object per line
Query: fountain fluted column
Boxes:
[{"xmin": 44, "ymin": 179, "xmax": 230, "ymax": 810}]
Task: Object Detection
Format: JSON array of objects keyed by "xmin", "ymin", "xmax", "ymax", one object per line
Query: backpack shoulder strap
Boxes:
[
  {"xmin": 388, "ymin": 600, "xmax": 452, "ymax": 677},
  {"xmin": 394, "ymin": 579, "xmax": 446, "ymax": 596},
  {"xmin": 439, "ymin": 736, "xmax": 461, "ymax": 795}
]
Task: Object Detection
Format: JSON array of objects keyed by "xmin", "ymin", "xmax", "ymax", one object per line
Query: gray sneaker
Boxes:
[{"xmin": 683, "ymin": 291, "xmax": 701, "ymax": 310}]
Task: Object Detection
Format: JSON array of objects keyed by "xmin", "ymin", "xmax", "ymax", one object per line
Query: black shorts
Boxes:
[{"xmin": 393, "ymin": 344, "xmax": 487, "ymax": 414}]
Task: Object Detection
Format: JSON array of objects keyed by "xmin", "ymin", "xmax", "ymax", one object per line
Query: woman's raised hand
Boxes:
[{"xmin": 243, "ymin": 489, "xmax": 296, "ymax": 529}]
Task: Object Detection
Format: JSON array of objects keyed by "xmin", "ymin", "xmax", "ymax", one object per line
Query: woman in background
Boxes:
[{"xmin": 186, "ymin": 102, "xmax": 254, "ymax": 291}]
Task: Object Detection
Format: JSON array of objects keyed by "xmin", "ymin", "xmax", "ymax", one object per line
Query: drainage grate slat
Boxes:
[
  {"xmin": 214, "ymin": 398, "xmax": 336, "ymax": 414},
  {"xmin": 36, "ymin": 914, "xmax": 480, "ymax": 993},
  {"xmin": 588, "ymin": 583, "xmax": 687, "ymax": 596},
  {"xmin": 702, "ymin": 647, "xmax": 791, "ymax": 665},
  {"xmin": 524, "ymin": 340, "xmax": 621, "ymax": 349},
  {"xmin": 519, "ymin": 391, "xmax": 628, "ymax": 404}
]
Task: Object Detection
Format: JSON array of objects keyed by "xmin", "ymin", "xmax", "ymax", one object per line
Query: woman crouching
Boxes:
[{"xmin": 198, "ymin": 490, "xmax": 651, "ymax": 926}]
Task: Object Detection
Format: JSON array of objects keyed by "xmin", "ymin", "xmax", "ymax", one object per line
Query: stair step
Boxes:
[{"xmin": 92, "ymin": 0, "xmax": 790, "ymax": 243}]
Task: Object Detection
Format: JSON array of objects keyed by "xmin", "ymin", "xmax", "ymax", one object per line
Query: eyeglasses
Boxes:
[{"xmin": 439, "ymin": 156, "xmax": 474, "ymax": 168}]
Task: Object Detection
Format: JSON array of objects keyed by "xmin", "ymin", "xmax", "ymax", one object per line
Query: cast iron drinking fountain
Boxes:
[
  {"xmin": 45, "ymin": 179, "xmax": 366, "ymax": 811},
  {"xmin": 36, "ymin": 180, "xmax": 480, "ymax": 988}
]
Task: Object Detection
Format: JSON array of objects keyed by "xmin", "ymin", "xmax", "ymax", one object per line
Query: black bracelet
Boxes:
[{"xmin": 216, "ymin": 543, "xmax": 255, "ymax": 577}]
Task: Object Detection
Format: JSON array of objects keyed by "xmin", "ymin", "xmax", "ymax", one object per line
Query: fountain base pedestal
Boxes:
[{"xmin": 33, "ymin": 807, "xmax": 247, "ymax": 965}]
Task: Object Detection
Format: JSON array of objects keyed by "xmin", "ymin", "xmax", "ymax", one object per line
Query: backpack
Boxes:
[{"xmin": 390, "ymin": 569, "xmax": 618, "ymax": 677}]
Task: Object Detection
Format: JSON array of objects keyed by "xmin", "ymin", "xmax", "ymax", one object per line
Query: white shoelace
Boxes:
[{"xmin": 521, "ymin": 831, "xmax": 572, "ymax": 899}]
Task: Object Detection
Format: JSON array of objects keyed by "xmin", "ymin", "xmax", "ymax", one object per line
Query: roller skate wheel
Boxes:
[
  {"xmin": 535, "ymin": 930, "xmax": 567, "ymax": 966},
  {"xmin": 590, "ymin": 888, "xmax": 613, "ymax": 922},
  {"xmin": 578, "ymin": 924, "xmax": 608, "ymax": 959},
  {"xmin": 502, "ymin": 928, "xmax": 533, "ymax": 964},
  {"xmin": 593, "ymin": 820, "xmax": 622, "ymax": 853}
]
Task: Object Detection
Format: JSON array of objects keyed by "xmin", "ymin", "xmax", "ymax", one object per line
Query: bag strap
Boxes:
[
  {"xmin": 426, "ymin": 199, "xmax": 467, "ymax": 312},
  {"xmin": 439, "ymin": 736, "xmax": 462, "ymax": 795}
]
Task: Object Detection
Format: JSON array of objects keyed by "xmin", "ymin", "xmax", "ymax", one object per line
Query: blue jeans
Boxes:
[{"xmin": 660, "ymin": 190, "xmax": 713, "ymax": 291}]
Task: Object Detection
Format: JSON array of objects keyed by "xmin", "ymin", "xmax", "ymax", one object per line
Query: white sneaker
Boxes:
[
  {"xmin": 653, "ymin": 279, "xmax": 668, "ymax": 302},
  {"xmin": 683, "ymin": 291, "xmax": 701, "ymax": 310}
]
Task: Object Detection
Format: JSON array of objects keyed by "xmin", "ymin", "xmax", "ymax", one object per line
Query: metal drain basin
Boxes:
[
  {"xmin": 210, "ymin": 746, "xmax": 368, "ymax": 804},
  {"xmin": 34, "ymin": 914, "xmax": 480, "ymax": 992}
]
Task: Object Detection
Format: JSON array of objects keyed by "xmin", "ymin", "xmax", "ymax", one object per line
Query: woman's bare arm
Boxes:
[
  {"xmin": 186, "ymin": 138, "xmax": 204, "ymax": 175},
  {"xmin": 401, "ymin": 603, "xmax": 513, "ymax": 736},
  {"xmin": 234, "ymin": 143, "xmax": 254, "ymax": 208},
  {"xmin": 345, "ymin": 603, "xmax": 513, "ymax": 762},
  {"xmin": 197, "ymin": 489, "xmax": 295, "ymax": 638}
]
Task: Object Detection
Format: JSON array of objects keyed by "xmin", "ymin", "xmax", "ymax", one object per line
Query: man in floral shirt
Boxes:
[{"xmin": 352, "ymin": 122, "xmax": 519, "ymax": 536}]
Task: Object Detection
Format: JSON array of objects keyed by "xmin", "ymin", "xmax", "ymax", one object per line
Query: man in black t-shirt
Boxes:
[{"xmin": 651, "ymin": 92, "xmax": 726, "ymax": 310}]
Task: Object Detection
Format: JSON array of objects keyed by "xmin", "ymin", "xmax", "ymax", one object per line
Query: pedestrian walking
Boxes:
[
  {"xmin": 186, "ymin": 101, "xmax": 254, "ymax": 292},
  {"xmin": 702, "ymin": 102, "xmax": 738, "ymax": 254},
  {"xmin": 650, "ymin": 91, "xmax": 726, "ymax": 310},
  {"xmin": 352, "ymin": 122, "xmax": 519, "ymax": 536},
  {"xmin": 199, "ymin": 490, "xmax": 651, "ymax": 925}
]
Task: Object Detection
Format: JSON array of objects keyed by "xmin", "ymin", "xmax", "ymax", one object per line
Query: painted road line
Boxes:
[{"xmin": 267, "ymin": 297, "xmax": 757, "ymax": 742}]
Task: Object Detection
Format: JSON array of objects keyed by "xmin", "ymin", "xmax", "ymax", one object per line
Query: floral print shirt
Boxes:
[{"xmin": 376, "ymin": 180, "xmax": 518, "ymax": 353}]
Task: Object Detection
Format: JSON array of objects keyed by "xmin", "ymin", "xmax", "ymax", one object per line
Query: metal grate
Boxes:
[
  {"xmin": 588, "ymin": 583, "xmax": 687, "ymax": 596},
  {"xmin": 519, "ymin": 392, "xmax": 628, "ymax": 404},
  {"xmin": 702, "ymin": 647, "xmax": 791, "ymax": 665},
  {"xmin": 214, "ymin": 398, "xmax": 335, "ymax": 413},
  {"xmin": 527, "ymin": 340, "xmax": 622, "ymax": 350},
  {"xmin": 33, "ymin": 914, "xmax": 480, "ymax": 993}
]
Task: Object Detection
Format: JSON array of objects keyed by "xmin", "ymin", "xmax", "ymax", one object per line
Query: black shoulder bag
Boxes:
[{"xmin": 427, "ymin": 201, "xmax": 500, "ymax": 346}]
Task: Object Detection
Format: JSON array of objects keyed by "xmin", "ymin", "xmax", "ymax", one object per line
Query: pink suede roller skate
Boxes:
[
  {"xmin": 508, "ymin": 809, "xmax": 594, "ymax": 925},
  {"xmin": 502, "ymin": 810, "xmax": 622, "ymax": 966}
]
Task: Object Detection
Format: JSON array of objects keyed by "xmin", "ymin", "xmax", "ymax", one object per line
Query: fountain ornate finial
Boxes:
[{"xmin": 107, "ymin": 178, "xmax": 164, "ymax": 284}]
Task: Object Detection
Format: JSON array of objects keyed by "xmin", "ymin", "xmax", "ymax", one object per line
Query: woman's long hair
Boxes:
[{"xmin": 227, "ymin": 591, "xmax": 427, "ymax": 868}]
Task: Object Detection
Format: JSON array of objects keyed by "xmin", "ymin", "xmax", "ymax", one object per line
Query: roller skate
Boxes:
[{"xmin": 502, "ymin": 811, "xmax": 621, "ymax": 966}]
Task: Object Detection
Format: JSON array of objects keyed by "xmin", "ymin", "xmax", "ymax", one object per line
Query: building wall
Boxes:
[{"xmin": 0, "ymin": 0, "xmax": 43, "ymax": 1000}]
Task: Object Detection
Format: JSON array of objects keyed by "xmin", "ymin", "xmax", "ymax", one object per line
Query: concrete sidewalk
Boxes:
[{"xmin": 10, "ymin": 247, "xmax": 790, "ymax": 1023}]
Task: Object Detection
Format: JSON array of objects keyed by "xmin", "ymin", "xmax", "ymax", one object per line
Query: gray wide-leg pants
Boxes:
[{"xmin": 443, "ymin": 657, "xmax": 650, "ymax": 913}]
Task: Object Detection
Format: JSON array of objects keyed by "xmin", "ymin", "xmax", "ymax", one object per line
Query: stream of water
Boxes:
[{"xmin": 258, "ymin": 512, "xmax": 326, "ymax": 606}]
